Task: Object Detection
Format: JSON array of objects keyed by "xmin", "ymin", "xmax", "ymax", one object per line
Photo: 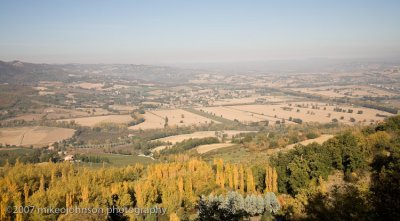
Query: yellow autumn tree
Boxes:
[
  {"xmin": 214, "ymin": 159, "xmax": 224, "ymax": 188},
  {"xmin": 178, "ymin": 176, "xmax": 184, "ymax": 202},
  {"xmin": 272, "ymin": 167, "xmax": 278, "ymax": 192},
  {"xmin": 133, "ymin": 183, "xmax": 144, "ymax": 207},
  {"xmin": 81, "ymin": 185, "xmax": 89, "ymax": 203},
  {"xmin": 268, "ymin": 166, "xmax": 273, "ymax": 192},
  {"xmin": 39, "ymin": 175, "xmax": 45, "ymax": 192},
  {"xmin": 318, "ymin": 176, "xmax": 327, "ymax": 193},
  {"xmin": 184, "ymin": 176, "xmax": 196, "ymax": 207},
  {"xmin": 225, "ymin": 163, "xmax": 234, "ymax": 189},
  {"xmin": 13, "ymin": 192, "xmax": 23, "ymax": 221},
  {"xmin": 265, "ymin": 165, "xmax": 278, "ymax": 193},
  {"xmin": 239, "ymin": 164, "xmax": 245, "ymax": 193},
  {"xmin": 0, "ymin": 193, "xmax": 10, "ymax": 220},
  {"xmin": 265, "ymin": 166, "xmax": 270, "ymax": 192},
  {"xmin": 23, "ymin": 182, "xmax": 29, "ymax": 204},
  {"xmin": 170, "ymin": 212, "xmax": 180, "ymax": 221},
  {"xmin": 233, "ymin": 164, "xmax": 239, "ymax": 190},
  {"xmin": 66, "ymin": 192, "xmax": 73, "ymax": 208},
  {"xmin": 246, "ymin": 168, "xmax": 255, "ymax": 193}
]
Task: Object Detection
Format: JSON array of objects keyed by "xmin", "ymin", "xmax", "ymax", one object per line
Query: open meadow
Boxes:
[
  {"xmin": 76, "ymin": 153, "xmax": 155, "ymax": 167},
  {"xmin": 210, "ymin": 95, "xmax": 294, "ymax": 106},
  {"xmin": 0, "ymin": 126, "xmax": 75, "ymax": 147},
  {"xmin": 231, "ymin": 102, "xmax": 393, "ymax": 124},
  {"xmin": 75, "ymin": 82, "xmax": 104, "ymax": 90},
  {"xmin": 197, "ymin": 106, "xmax": 292, "ymax": 125},
  {"xmin": 152, "ymin": 130, "xmax": 256, "ymax": 144},
  {"xmin": 4, "ymin": 107, "xmax": 111, "ymax": 122},
  {"xmin": 200, "ymin": 102, "xmax": 393, "ymax": 125},
  {"xmin": 108, "ymin": 104, "xmax": 137, "ymax": 112},
  {"xmin": 285, "ymin": 134, "xmax": 334, "ymax": 149},
  {"xmin": 196, "ymin": 143, "xmax": 235, "ymax": 154},
  {"xmin": 57, "ymin": 115, "xmax": 134, "ymax": 127},
  {"xmin": 129, "ymin": 109, "xmax": 219, "ymax": 130},
  {"xmin": 288, "ymin": 85, "xmax": 396, "ymax": 98}
]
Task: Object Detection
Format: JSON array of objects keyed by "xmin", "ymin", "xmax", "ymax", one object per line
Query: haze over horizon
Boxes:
[{"xmin": 1, "ymin": 0, "xmax": 400, "ymax": 65}]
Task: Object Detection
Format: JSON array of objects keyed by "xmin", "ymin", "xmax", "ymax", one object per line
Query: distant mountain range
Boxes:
[
  {"xmin": 0, "ymin": 60, "xmax": 202, "ymax": 84},
  {"xmin": 2, "ymin": 59, "xmax": 398, "ymax": 84},
  {"xmin": 0, "ymin": 60, "xmax": 71, "ymax": 83}
]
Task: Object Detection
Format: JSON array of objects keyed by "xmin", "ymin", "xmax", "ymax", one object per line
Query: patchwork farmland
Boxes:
[
  {"xmin": 129, "ymin": 109, "xmax": 219, "ymax": 130},
  {"xmin": 0, "ymin": 126, "xmax": 75, "ymax": 147},
  {"xmin": 58, "ymin": 115, "xmax": 134, "ymax": 127},
  {"xmin": 199, "ymin": 102, "xmax": 393, "ymax": 125}
]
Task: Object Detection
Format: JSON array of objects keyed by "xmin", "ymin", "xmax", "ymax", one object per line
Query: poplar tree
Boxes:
[
  {"xmin": 239, "ymin": 165, "xmax": 245, "ymax": 193},
  {"xmin": 39, "ymin": 175, "xmax": 45, "ymax": 192},
  {"xmin": 246, "ymin": 168, "xmax": 255, "ymax": 193},
  {"xmin": 23, "ymin": 183, "xmax": 29, "ymax": 204},
  {"xmin": 272, "ymin": 168, "xmax": 278, "ymax": 193},
  {"xmin": 233, "ymin": 165, "xmax": 239, "ymax": 190}
]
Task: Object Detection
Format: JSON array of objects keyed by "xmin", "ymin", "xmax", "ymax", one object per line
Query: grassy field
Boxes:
[
  {"xmin": 76, "ymin": 82, "xmax": 104, "ymax": 90},
  {"xmin": 58, "ymin": 115, "xmax": 133, "ymax": 127},
  {"xmin": 129, "ymin": 109, "xmax": 219, "ymax": 130},
  {"xmin": 78, "ymin": 153, "xmax": 155, "ymax": 167},
  {"xmin": 184, "ymin": 108, "xmax": 239, "ymax": 126},
  {"xmin": 197, "ymin": 106, "xmax": 283, "ymax": 125},
  {"xmin": 232, "ymin": 102, "xmax": 392, "ymax": 125},
  {"xmin": 265, "ymin": 134, "xmax": 335, "ymax": 155},
  {"xmin": 153, "ymin": 130, "xmax": 256, "ymax": 144},
  {"xmin": 210, "ymin": 95, "xmax": 293, "ymax": 106},
  {"xmin": 285, "ymin": 134, "xmax": 334, "ymax": 148},
  {"xmin": 109, "ymin": 104, "xmax": 137, "ymax": 111},
  {"xmin": 4, "ymin": 107, "xmax": 112, "ymax": 122},
  {"xmin": 198, "ymin": 102, "xmax": 393, "ymax": 126},
  {"xmin": 201, "ymin": 144, "xmax": 269, "ymax": 164},
  {"xmin": 0, "ymin": 126, "xmax": 75, "ymax": 147},
  {"xmin": 196, "ymin": 143, "xmax": 236, "ymax": 154},
  {"xmin": 289, "ymin": 85, "xmax": 396, "ymax": 98},
  {"xmin": 0, "ymin": 148, "xmax": 39, "ymax": 165}
]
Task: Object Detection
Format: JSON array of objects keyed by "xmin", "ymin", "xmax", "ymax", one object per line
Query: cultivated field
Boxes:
[
  {"xmin": 108, "ymin": 105, "xmax": 137, "ymax": 111},
  {"xmin": 32, "ymin": 86, "xmax": 48, "ymax": 91},
  {"xmin": 197, "ymin": 106, "xmax": 291, "ymax": 125},
  {"xmin": 151, "ymin": 145, "xmax": 168, "ymax": 153},
  {"xmin": 211, "ymin": 95, "xmax": 294, "ymax": 106},
  {"xmin": 76, "ymin": 82, "xmax": 104, "ymax": 90},
  {"xmin": 267, "ymin": 134, "xmax": 334, "ymax": 155},
  {"xmin": 38, "ymin": 91, "xmax": 55, "ymax": 95},
  {"xmin": 285, "ymin": 134, "xmax": 334, "ymax": 149},
  {"xmin": 200, "ymin": 102, "xmax": 393, "ymax": 125},
  {"xmin": 129, "ymin": 109, "xmax": 219, "ymax": 130},
  {"xmin": 154, "ymin": 131, "xmax": 216, "ymax": 144},
  {"xmin": 76, "ymin": 108, "xmax": 111, "ymax": 115},
  {"xmin": 4, "ymin": 114, "xmax": 44, "ymax": 122},
  {"xmin": 0, "ymin": 126, "xmax": 75, "ymax": 147},
  {"xmin": 289, "ymin": 85, "xmax": 396, "ymax": 98},
  {"xmin": 46, "ymin": 107, "xmax": 108, "ymax": 119},
  {"xmin": 4, "ymin": 107, "xmax": 112, "ymax": 122},
  {"xmin": 231, "ymin": 102, "xmax": 393, "ymax": 125},
  {"xmin": 78, "ymin": 153, "xmax": 155, "ymax": 167},
  {"xmin": 196, "ymin": 143, "xmax": 235, "ymax": 154},
  {"xmin": 102, "ymin": 84, "xmax": 131, "ymax": 91},
  {"xmin": 153, "ymin": 130, "xmax": 256, "ymax": 144},
  {"xmin": 58, "ymin": 115, "xmax": 134, "ymax": 127}
]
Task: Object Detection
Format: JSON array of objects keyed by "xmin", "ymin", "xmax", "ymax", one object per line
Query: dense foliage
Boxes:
[
  {"xmin": 271, "ymin": 132, "xmax": 366, "ymax": 195},
  {"xmin": 198, "ymin": 191, "xmax": 280, "ymax": 220},
  {"xmin": 0, "ymin": 156, "xmax": 280, "ymax": 220},
  {"xmin": 0, "ymin": 116, "xmax": 398, "ymax": 220},
  {"xmin": 276, "ymin": 116, "xmax": 400, "ymax": 221},
  {"xmin": 160, "ymin": 137, "xmax": 220, "ymax": 155}
]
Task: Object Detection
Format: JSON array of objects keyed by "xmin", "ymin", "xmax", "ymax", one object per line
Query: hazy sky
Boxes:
[{"xmin": 0, "ymin": 0, "xmax": 399, "ymax": 64}]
